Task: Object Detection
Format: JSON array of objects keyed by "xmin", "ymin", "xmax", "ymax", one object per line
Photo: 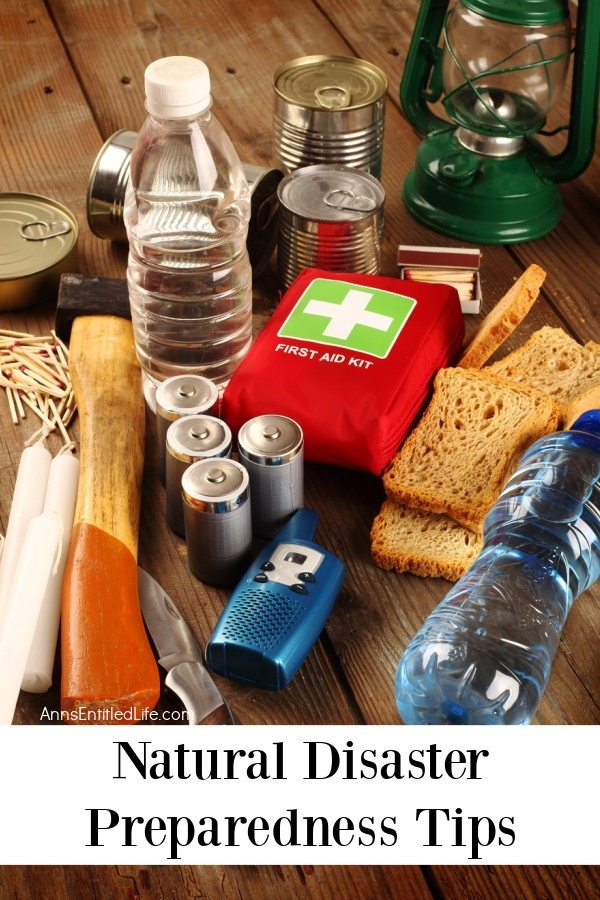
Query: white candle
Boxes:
[
  {"xmin": 0, "ymin": 512, "xmax": 62, "ymax": 724},
  {"xmin": 0, "ymin": 443, "xmax": 52, "ymax": 630},
  {"xmin": 21, "ymin": 451, "xmax": 80, "ymax": 693}
]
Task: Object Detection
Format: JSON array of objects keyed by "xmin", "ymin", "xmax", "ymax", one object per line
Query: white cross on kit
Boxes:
[{"xmin": 303, "ymin": 289, "xmax": 394, "ymax": 340}]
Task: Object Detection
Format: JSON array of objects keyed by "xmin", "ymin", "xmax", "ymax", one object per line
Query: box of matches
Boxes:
[{"xmin": 397, "ymin": 245, "xmax": 482, "ymax": 314}]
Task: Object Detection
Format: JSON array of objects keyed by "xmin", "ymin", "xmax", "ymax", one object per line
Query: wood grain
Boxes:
[
  {"xmin": 69, "ymin": 316, "xmax": 144, "ymax": 553},
  {"xmin": 429, "ymin": 865, "xmax": 600, "ymax": 899},
  {"xmin": 60, "ymin": 314, "xmax": 160, "ymax": 719},
  {"xmin": 0, "ymin": 864, "xmax": 432, "ymax": 899},
  {"xmin": 42, "ymin": 0, "xmax": 600, "ymax": 735}
]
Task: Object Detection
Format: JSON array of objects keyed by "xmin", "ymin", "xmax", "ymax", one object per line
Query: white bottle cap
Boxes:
[{"xmin": 144, "ymin": 56, "xmax": 211, "ymax": 118}]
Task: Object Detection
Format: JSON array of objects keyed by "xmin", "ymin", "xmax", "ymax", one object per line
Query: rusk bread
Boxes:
[
  {"xmin": 371, "ymin": 499, "xmax": 483, "ymax": 582},
  {"xmin": 382, "ymin": 367, "xmax": 560, "ymax": 534},
  {"xmin": 486, "ymin": 326, "xmax": 600, "ymax": 426},
  {"xmin": 457, "ymin": 264, "xmax": 546, "ymax": 369}
]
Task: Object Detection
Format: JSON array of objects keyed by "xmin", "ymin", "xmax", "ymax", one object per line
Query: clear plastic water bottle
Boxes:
[
  {"xmin": 395, "ymin": 410, "xmax": 600, "ymax": 726},
  {"xmin": 124, "ymin": 56, "xmax": 253, "ymax": 400}
]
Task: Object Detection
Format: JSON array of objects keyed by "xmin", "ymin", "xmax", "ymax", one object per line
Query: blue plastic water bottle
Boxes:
[{"xmin": 395, "ymin": 410, "xmax": 600, "ymax": 725}]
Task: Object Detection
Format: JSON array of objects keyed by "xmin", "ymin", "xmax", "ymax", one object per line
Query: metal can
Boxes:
[
  {"xmin": 0, "ymin": 193, "xmax": 79, "ymax": 312},
  {"xmin": 86, "ymin": 129, "xmax": 136, "ymax": 243},
  {"xmin": 277, "ymin": 165, "xmax": 385, "ymax": 293},
  {"xmin": 237, "ymin": 415, "xmax": 303, "ymax": 538},
  {"xmin": 182, "ymin": 458, "xmax": 251, "ymax": 586},
  {"xmin": 273, "ymin": 55, "xmax": 388, "ymax": 179},
  {"xmin": 166, "ymin": 415, "xmax": 232, "ymax": 536},
  {"xmin": 86, "ymin": 131, "xmax": 282, "ymax": 278},
  {"xmin": 243, "ymin": 164, "xmax": 283, "ymax": 278},
  {"xmin": 156, "ymin": 374, "xmax": 219, "ymax": 484}
]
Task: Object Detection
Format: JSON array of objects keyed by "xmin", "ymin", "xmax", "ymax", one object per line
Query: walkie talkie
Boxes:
[{"xmin": 206, "ymin": 509, "xmax": 345, "ymax": 690}]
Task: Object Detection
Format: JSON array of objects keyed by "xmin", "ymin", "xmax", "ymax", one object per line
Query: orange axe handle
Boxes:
[{"xmin": 60, "ymin": 315, "xmax": 159, "ymax": 723}]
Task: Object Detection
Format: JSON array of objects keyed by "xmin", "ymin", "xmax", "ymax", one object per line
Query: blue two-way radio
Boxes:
[{"xmin": 206, "ymin": 509, "xmax": 345, "ymax": 690}]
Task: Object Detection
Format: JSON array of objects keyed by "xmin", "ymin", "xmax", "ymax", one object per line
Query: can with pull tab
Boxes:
[
  {"xmin": 273, "ymin": 55, "xmax": 388, "ymax": 179},
  {"xmin": 277, "ymin": 165, "xmax": 384, "ymax": 293},
  {"xmin": 0, "ymin": 193, "xmax": 78, "ymax": 311}
]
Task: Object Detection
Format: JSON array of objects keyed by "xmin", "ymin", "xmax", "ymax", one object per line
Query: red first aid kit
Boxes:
[{"xmin": 222, "ymin": 269, "xmax": 465, "ymax": 474}]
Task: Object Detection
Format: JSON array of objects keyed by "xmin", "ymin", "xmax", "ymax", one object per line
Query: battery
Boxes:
[
  {"xmin": 182, "ymin": 458, "xmax": 252, "ymax": 586},
  {"xmin": 237, "ymin": 414, "xmax": 304, "ymax": 538},
  {"xmin": 273, "ymin": 55, "xmax": 388, "ymax": 179},
  {"xmin": 166, "ymin": 415, "xmax": 232, "ymax": 536},
  {"xmin": 277, "ymin": 165, "xmax": 385, "ymax": 293},
  {"xmin": 156, "ymin": 374, "xmax": 219, "ymax": 483},
  {"xmin": 86, "ymin": 130, "xmax": 282, "ymax": 278}
]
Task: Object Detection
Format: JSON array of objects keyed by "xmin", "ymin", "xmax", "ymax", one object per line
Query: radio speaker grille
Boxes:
[{"xmin": 220, "ymin": 588, "xmax": 304, "ymax": 651}]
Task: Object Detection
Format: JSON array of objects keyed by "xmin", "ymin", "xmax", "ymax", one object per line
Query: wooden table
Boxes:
[{"xmin": 1, "ymin": 0, "xmax": 598, "ymax": 895}]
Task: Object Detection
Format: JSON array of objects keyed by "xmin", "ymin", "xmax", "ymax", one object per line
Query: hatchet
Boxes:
[{"xmin": 56, "ymin": 273, "xmax": 160, "ymax": 724}]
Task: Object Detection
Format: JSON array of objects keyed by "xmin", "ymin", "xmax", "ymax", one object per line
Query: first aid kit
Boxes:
[{"xmin": 222, "ymin": 268, "xmax": 464, "ymax": 475}]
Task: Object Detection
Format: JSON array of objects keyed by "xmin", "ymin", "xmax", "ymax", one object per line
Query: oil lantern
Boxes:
[{"xmin": 400, "ymin": 0, "xmax": 600, "ymax": 242}]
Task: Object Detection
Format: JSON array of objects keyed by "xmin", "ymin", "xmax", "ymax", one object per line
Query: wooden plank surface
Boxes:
[
  {"xmin": 1, "ymin": 0, "xmax": 599, "ymax": 894},
  {"xmin": 429, "ymin": 865, "xmax": 600, "ymax": 899},
  {"xmin": 0, "ymin": 863, "xmax": 431, "ymax": 899},
  {"xmin": 40, "ymin": 0, "xmax": 600, "ymax": 735}
]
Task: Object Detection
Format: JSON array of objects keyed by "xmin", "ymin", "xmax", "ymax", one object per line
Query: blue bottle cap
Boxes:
[{"xmin": 571, "ymin": 409, "xmax": 600, "ymax": 437}]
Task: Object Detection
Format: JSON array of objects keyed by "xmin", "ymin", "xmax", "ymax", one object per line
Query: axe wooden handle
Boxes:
[{"xmin": 60, "ymin": 315, "xmax": 159, "ymax": 723}]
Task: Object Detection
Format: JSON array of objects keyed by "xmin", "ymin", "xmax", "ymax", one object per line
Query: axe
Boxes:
[{"xmin": 56, "ymin": 273, "xmax": 160, "ymax": 723}]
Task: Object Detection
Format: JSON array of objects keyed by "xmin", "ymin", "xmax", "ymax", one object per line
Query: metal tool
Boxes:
[{"xmin": 138, "ymin": 567, "xmax": 235, "ymax": 725}]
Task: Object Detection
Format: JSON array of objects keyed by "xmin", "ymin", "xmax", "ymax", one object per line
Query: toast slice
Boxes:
[
  {"xmin": 486, "ymin": 326, "xmax": 600, "ymax": 427},
  {"xmin": 371, "ymin": 499, "xmax": 483, "ymax": 582},
  {"xmin": 457, "ymin": 264, "xmax": 546, "ymax": 369},
  {"xmin": 382, "ymin": 367, "xmax": 560, "ymax": 533},
  {"xmin": 565, "ymin": 390, "xmax": 600, "ymax": 429}
]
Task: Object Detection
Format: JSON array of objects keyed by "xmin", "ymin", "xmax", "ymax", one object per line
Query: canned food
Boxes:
[
  {"xmin": 182, "ymin": 458, "xmax": 252, "ymax": 586},
  {"xmin": 86, "ymin": 130, "xmax": 136, "ymax": 243},
  {"xmin": 156, "ymin": 374, "xmax": 219, "ymax": 483},
  {"xmin": 277, "ymin": 165, "xmax": 385, "ymax": 293},
  {"xmin": 243, "ymin": 164, "xmax": 283, "ymax": 278},
  {"xmin": 273, "ymin": 55, "xmax": 388, "ymax": 179},
  {"xmin": 166, "ymin": 415, "xmax": 232, "ymax": 536},
  {"xmin": 0, "ymin": 193, "xmax": 79, "ymax": 311},
  {"xmin": 86, "ymin": 131, "xmax": 282, "ymax": 277},
  {"xmin": 237, "ymin": 414, "xmax": 304, "ymax": 538}
]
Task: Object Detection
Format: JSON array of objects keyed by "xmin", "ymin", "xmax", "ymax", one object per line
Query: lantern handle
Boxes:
[
  {"xmin": 532, "ymin": 0, "xmax": 600, "ymax": 184},
  {"xmin": 400, "ymin": 0, "xmax": 453, "ymax": 136}
]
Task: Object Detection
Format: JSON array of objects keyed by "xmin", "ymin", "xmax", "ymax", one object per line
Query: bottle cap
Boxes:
[
  {"xmin": 144, "ymin": 56, "xmax": 211, "ymax": 118},
  {"xmin": 571, "ymin": 409, "xmax": 600, "ymax": 437}
]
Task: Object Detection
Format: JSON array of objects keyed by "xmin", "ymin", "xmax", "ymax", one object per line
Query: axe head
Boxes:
[{"xmin": 56, "ymin": 273, "xmax": 131, "ymax": 343}]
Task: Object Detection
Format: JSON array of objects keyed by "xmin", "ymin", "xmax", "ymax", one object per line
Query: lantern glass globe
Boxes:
[{"xmin": 442, "ymin": 1, "xmax": 571, "ymax": 137}]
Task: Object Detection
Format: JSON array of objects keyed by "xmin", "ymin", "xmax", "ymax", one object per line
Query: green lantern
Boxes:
[{"xmin": 400, "ymin": 0, "xmax": 600, "ymax": 243}]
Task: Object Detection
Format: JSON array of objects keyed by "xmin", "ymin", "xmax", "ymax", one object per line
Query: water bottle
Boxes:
[
  {"xmin": 124, "ymin": 56, "xmax": 253, "ymax": 401},
  {"xmin": 395, "ymin": 410, "xmax": 600, "ymax": 726}
]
